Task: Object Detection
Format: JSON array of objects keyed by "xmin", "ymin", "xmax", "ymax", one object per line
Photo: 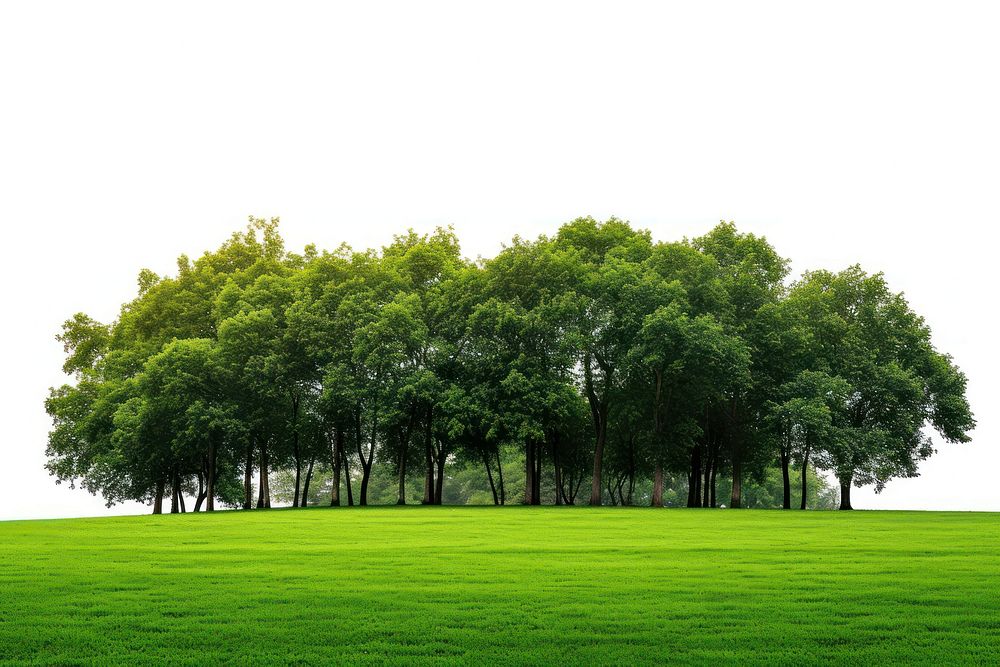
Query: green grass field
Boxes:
[{"xmin": 1, "ymin": 507, "xmax": 998, "ymax": 665}]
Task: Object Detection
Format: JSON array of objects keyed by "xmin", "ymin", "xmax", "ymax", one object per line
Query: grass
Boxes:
[{"xmin": 0, "ymin": 507, "xmax": 998, "ymax": 665}]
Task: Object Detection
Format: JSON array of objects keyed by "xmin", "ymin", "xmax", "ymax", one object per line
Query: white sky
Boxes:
[{"xmin": 1, "ymin": 1, "xmax": 997, "ymax": 520}]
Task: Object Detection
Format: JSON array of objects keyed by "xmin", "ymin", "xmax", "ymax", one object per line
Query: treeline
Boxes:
[{"xmin": 46, "ymin": 217, "xmax": 974, "ymax": 513}]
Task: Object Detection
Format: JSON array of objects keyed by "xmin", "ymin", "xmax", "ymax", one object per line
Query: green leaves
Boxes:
[{"xmin": 44, "ymin": 216, "xmax": 973, "ymax": 512}]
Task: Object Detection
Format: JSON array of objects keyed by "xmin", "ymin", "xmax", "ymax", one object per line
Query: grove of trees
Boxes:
[{"xmin": 46, "ymin": 217, "xmax": 974, "ymax": 513}]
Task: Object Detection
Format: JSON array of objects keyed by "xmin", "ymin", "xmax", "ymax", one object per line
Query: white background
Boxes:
[{"xmin": 1, "ymin": 1, "xmax": 997, "ymax": 520}]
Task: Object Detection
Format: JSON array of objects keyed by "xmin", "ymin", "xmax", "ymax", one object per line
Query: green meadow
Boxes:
[{"xmin": 1, "ymin": 507, "xmax": 998, "ymax": 665}]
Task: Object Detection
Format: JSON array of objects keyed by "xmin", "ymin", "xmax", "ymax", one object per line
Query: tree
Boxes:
[
  {"xmin": 795, "ymin": 267, "xmax": 975, "ymax": 509},
  {"xmin": 693, "ymin": 222, "xmax": 789, "ymax": 508},
  {"xmin": 767, "ymin": 371, "xmax": 850, "ymax": 509},
  {"xmin": 631, "ymin": 304, "xmax": 750, "ymax": 506},
  {"xmin": 45, "ymin": 217, "xmax": 973, "ymax": 514}
]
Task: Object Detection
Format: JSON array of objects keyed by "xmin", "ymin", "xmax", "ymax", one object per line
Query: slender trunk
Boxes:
[
  {"xmin": 397, "ymin": 444, "xmax": 408, "ymax": 505},
  {"xmin": 839, "ymin": 474, "xmax": 854, "ymax": 510},
  {"xmin": 243, "ymin": 444, "xmax": 253, "ymax": 509},
  {"xmin": 562, "ymin": 469, "xmax": 575, "ymax": 505},
  {"xmin": 257, "ymin": 440, "xmax": 270, "ymax": 509},
  {"xmin": 780, "ymin": 446, "xmax": 791, "ymax": 510},
  {"xmin": 422, "ymin": 406, "xmax": 434, "ymax": 504},
  {"xmin": 695, "ymin": 448, "xmax": 703, "ymax": 506},
  {"xmin": 357, "ymin": 408, "xmax": 375, "ymax": 507},
  {"xmin": 800, "ymin": 447, "xmax": 810, "ymax": 510},
  {"xmin": 652, "ymin": 464, "xmax": 664, "ymax": 507},
  {"xmin": 178, "ymin": 488, "xmax": 186, "ymax": 513},
  {"xmin": 331, "ymin": 427, "xmax": 343, "ymax": 506},
  {"xmin": 560, "ymin": 471, "xmax": 571, "ymax": 506},
  {"xmin": 292, "ymin": 446, "xmax": 302, "ymax": 508},
  {"xmin": 495, "ymin": 449, "xmax": 506, "ymax": 505},
  {"xmin": 170, "ymin": 471, "xmax": 179, "ymax": 514},
  {"xmin": 627, "ymin": 438, "xmax": 636, "ymax": 506},
  {"xmin": 484, "ymin": 450, "xmax": 499, "ymax": 505},
  {"xmin": 206, "ymin": 436, "xmax": 217, "ymax": 512},
  {"xmin": 302, "ymin": 456, "xmax": 315, "ymax": 507},
  {"xmin": 730, "ymin": 444, "xmax": 742, "ymax": 509},
  {"xmin": 153, "ymin": 478, "xmax": 165, "ymax": 514},
  {"xmin": 264, "ymin": 460, "xmax": 271, "ymax": 508},
  {"xmin": 585, "ymin": 352, "xmax": 610, "ymax": 506},
  {"xmin": 589, "ymin": 417, "xmax": 607, "ymax": 506},
  {"xmin": 435, "ymin": 440, "xmax": 445, "ymax": 505},
  {"xmin": 291, "ymin": 394, "xmax": 301, "ymax": 508},
  {"xmin": 552, "ymin": 433, "xmax": 563, "ymax": 506},
  {"xmin": 524, "ymin": 441, "xmax": 535, "ymax": 505},
  {"xmin": 257, "ymin": 452, "xmax": 265, "ymax": 508},
  {"xmin": 572, "ymin": 474, "xmax": 584, "ymax": 504},
  {"xmin": 728, "ymin": 399, "xmax": 743, "ymax": 509},
  {"xmin": 194, "ymin": 469, "xmax": 205, "ymax": 512},
  {"xmin": 709, "ymin": 455, "xmax": 717, "ymax": 508},
  {"xmin": 687, "ymin": 447, "xmax": 701, "ymax": 508},
  {"xmin": 359, "ymin": 461, "xmax": 372, "ymax": 506},
  {"xmin": 533, "ymin": 440, "xmax": 541, "ymax": 506},
  {"xmin": 342, "ymin": 444, "xmax": 354, "ymax": 506},
  {"xmin": 702, "ymin": 453, "xmax": 711, "ymax": 508}
]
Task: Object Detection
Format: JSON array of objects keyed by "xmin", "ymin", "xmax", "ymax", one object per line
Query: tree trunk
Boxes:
[
  {"xmin": 291, "ymin": 394, "xmax": 301, "ymax": 508},
  {"xmin": 800, "ymin": 447, "xmax": 810, "ymax": 510},
  {"xmin": 524, "ymin": 441, "xmax": 535, "ymax": 505},
  {"xmin": 484, "ymin": 451, "xmax": 499, "ymax": 505},
  {"xmin": 552, "ymin": 434, "xmax": 563, "ymax": 506},
  {"xmin": 780, "ymin": 447, "xmax": 791, "ymax": 510},
  {"xmin": 342, "ymin": 444, "xmax": 354, "ymax": 506},
  {"xmin": 651, "ymin": 464, "xmax": 664, "ymax": 507},
  {"xmin": 589, "ymin": 415, "xmax": 607, "ymax": 506},
  {"xmin": 243, "ymin": 444, "xmax": 253, "ymax": 509},
  {"xmin": 396, "ymin": 444, "xmax": 408, "ymax": 505},
  {"xmin": 422, "ymin": 406, "xmax": 434, "ymax": 505},
  {"xmin": 694, "ymin": 449, "xmax": 703, "ymax": 507},
  {"xmin": 535, "ymin": 443, "xmax": 542, "ymax": 506},
  {"xmin": 257, "ymin": 441, "xmax": 270, "ymax": 509},
  {"xmin": 585, "ymin": 352, "xmax": 611, "ymax": 507},
  {"xmin": 331, "ymin": 427, "xmax": 343, "ymax": 506},
  {"xmin": 194, "ymin": 470, "xmax": 206, "ymax": 512},
  {"xmin": 571, "ymin": 474, "xmax": 584, "ymax": 505},
  {"xmin": 730, "ymin": 447, "xmax": 742, "ymax": 509},
  {"xmin": 702, "ymin": 453, "xmax": 711, "ymax": 508},
  {"xmin": 435, "ymin": 440, "xmax": 446, "ymax": 505},
  {"xmin": 359, "ymin": 461, "xmax": 372, "ymax": 506},
  {"xmin": 495, "ymin": 449, "xmax": 506, "ymax": 505},
  {"xmin": 178, "ymin": 488, "xmax": 186, "ymax": 513},
  {"xmin": 839, "ymin": 474, "xmax": 854, "ymax": 510},
  {"xmin": 357, "ymin": 406, "xmax": 376, "ymax": 507},
  {"xmin": 206, "ymin": 437, "xmax": 217, "ymax": 512},
  {"xmin": 709, "ymin": 456, "xmax": 717, "ymax": 508},
  {"xmin": 292, "ymin": 447, "xmax": 302, "ymax": 508},
  {"xmin": 687, "ymin": 447, "xmax": 702, "ymax": 508},
  {"xmin": 302, "ymin": 456, "xmax": 315, "ymax": 507},
  {"xmin": 170, "ymin": 472, "xmax": 179, "ymax": 514},
  {"xmin": 153, "ymin": 478, "xmax": 165, "ymax": 514}
]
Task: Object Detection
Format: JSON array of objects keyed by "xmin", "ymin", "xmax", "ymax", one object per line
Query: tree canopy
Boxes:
[{"xmin": 46, "ymin": 216, "xmax": 975, "ymax": 513}]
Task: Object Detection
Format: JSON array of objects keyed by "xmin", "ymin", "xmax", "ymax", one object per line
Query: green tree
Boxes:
[{"xmin": 794, "ymin": 267, "xmax": 975, "ymax": 509}]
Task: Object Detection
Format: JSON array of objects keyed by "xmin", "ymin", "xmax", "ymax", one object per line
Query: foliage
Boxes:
[{"xmin": 45, "ymin": 217, "xmax": 974, "ymax": 512}]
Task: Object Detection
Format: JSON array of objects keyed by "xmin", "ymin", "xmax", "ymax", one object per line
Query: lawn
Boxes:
[{"xmin": 0, "ymin": 507, "xmax": 998, "ymax": 665}]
